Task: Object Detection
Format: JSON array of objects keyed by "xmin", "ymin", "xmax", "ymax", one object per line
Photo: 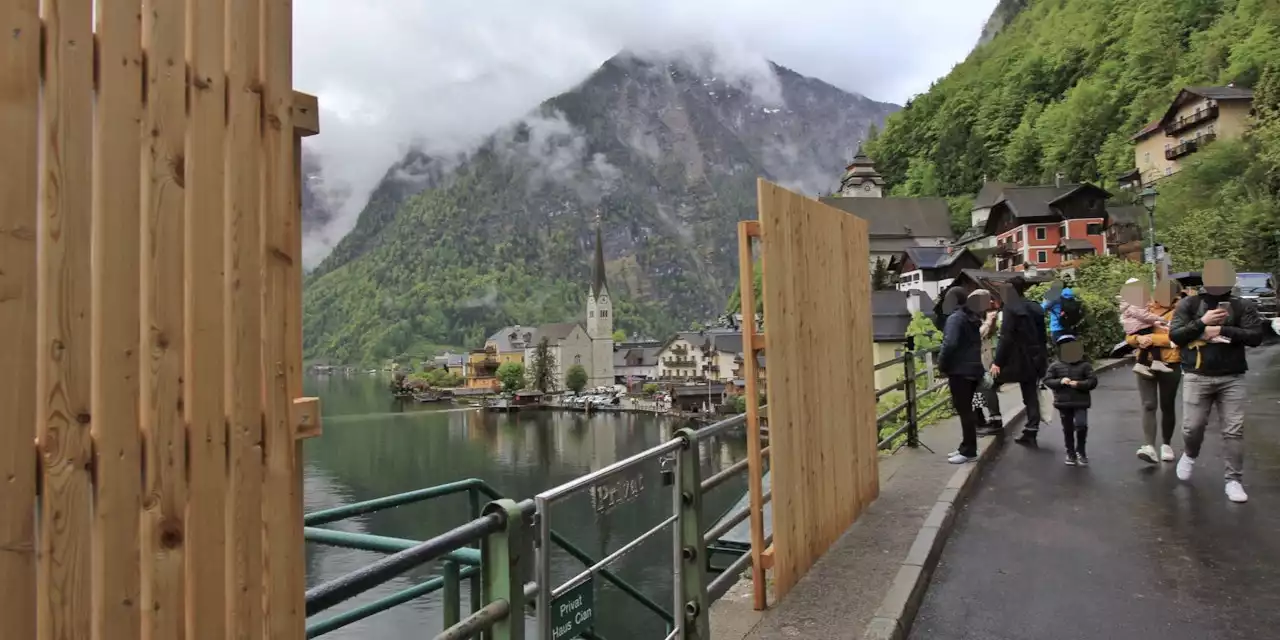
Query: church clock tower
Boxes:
[
  {"xmin": 586, "ymin": 222, "xmax": 615, "ymax": 387},
  {"xmin": 838, "ymin": 144, "xmax": 885, "ymax": 198}
]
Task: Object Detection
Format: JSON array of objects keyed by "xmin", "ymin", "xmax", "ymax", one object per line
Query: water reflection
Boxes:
[{"xmin": 302, "ymin": 375, "xmax": 748, "ymax": 639}]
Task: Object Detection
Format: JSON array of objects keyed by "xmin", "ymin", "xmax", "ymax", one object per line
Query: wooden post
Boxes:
[
  {"xmin": 36, "ymin": 0, "xmax": 96, "ymax": 637},
  {"xmin": 91, "ymin": 1, "xmax": 144, "ymax": 637},
  {"xmin": 0, "ymin": 1, "xmax": 40, "ymax": 636},
  {"xmin": 737, "ymin": 218, "xmax": 768, "ymax": 611},
  {"xmin": 140, "ymin": 0, "xmax": 190, "ymax": 636}
]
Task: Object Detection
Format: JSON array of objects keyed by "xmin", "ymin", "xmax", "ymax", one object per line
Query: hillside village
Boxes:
[{"xmin": 361, "ymin": 82, "xmax": 1266, "ymax": 409}]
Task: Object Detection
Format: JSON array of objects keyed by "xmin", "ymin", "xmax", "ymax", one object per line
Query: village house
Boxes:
[
  {"xmin": 820, "ymin": 148, "xmax": 953, "ymax": 266},
  {"xmin": 465, "ymin": 325, "xmax": 535, "ymax": 389},
  {"xmin": 1119, "ymin": 85, "xmax": 1255, "ymax": 189},
  {"xmin": 1104, "ymin": 204, "xmax": 1149, "ymax": 263},
  {"xmin": 613, "ymin": 344, "xmax": 660, "ymax": 384},
  {"xmin": 869, "ymin": 290, "xmax": 934, "ymax": 390},
  {"xmin": 953, "ymin": 180, "xmax": 1013, "ymax": 249},
  {"xmin": 731, "ymin": 351, "xmax": 767, "ymax": 397},
  {"xmin": 983, "ymin": 182, "xmax": 1111, "ymax": 272},
  {"xmin": 888, "ymin": 245, "xmax": 983, "ymax": 299}
]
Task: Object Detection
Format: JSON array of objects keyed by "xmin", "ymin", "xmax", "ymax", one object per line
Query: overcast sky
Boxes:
[{"xmin": 295, "ymin": 0, "xmax": 997, "ymax": 262}]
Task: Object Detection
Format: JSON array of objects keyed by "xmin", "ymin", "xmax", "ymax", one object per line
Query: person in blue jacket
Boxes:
[{"xmin": 1042, "ymin": 281, "xmax": 1082, "ymax": 344}]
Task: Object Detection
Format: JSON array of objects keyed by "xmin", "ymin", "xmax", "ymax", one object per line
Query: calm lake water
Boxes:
[{"xmin": 302, "ymin": 374, "xmax": 749, "ymax": 639}]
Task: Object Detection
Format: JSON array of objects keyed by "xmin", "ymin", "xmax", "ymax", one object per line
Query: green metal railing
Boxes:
[
  {"xmin": 875, "ymin": 346, "xmax": 951, "ymax": 450},
  {"xmin": 304, "ymin": 412, "xmax": 768, "ymax": 640}
]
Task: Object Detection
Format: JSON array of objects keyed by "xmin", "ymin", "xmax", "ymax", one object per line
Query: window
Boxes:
[
  {"xmin": 1060, "ymin": 222, "xmax": 1068, "ymax": 238},
  {"xmin": 1165, "ymin": 167, "xmax": 1173, "ymax": 176},
  {"xmin": 589, "ymin": 310, "xmax": 594, "ymax": 318},
  {"xmin": 574, "ymin": 355, "xmax": 581, "ymax": 365},
  {"xmin": 1035, "ymin": 226, "xmax": 1047, "ymax": 241},
  {"xmin": 1015, "ymin": 229, "xmax": 1023, "ymax": 242},
  {"xmin": 1165, "ymin": 143, "xmax": 1171, "ymax": 151},
  {"xmin": 601, "ymin": 310, "xmax": 608, "ymax": 318},
  {"xmin": 1036, "ymin": 250, "xmax": 1048, "ymax": 264},
  {"xmin": 1144, "ymin": 152, "xmax": 1150, "ymax": 163}
]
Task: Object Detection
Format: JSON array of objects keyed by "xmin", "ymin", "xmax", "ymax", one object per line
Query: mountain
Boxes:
[{"xmin": 302, "ymin": 52, "xmax": 897, "ymax": 364}]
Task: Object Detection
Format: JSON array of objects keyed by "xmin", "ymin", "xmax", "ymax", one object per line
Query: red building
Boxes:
[{"xmin": 982, "ymin": 183, "xmax": 1111, "ymax": 272}]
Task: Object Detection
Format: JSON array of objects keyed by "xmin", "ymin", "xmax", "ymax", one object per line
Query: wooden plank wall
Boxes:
[
  {"xmin": 0, "ymin": 0, "xmax": 319, "ymax": 636},
  {"xmin": 756, "ymin": 179, "xmax": 878, "ymax": 599}
]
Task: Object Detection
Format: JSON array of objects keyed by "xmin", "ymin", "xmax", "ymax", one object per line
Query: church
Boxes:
[{"xmin": 523, "ymin": 224, "xmax": 616, "ymax": 390}]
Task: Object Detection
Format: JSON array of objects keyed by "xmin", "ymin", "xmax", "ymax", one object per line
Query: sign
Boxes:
[
  {"xmin": 589, "ymin": 472, "xmax": 645, "ymax": 514},
  {"xmin": 551, "ymin": 578, "xmax": 594, "ymax": 640}
]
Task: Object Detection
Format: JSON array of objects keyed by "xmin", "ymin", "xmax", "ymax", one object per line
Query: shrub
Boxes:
[
  {"xmin": 565, "ymin": 364, "xmax": 588, "ymax": 393},
  {"xmin": 641, "ymin": 383, "xmax": 659, "ymax": 396}
]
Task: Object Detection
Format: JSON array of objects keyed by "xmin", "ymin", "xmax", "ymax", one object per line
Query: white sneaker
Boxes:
[
  {"xmin": 1133, "ymin": 363, "xmax": 1154, "ymax": 378},
  {"xmin": 1151, "ymin": 361, "xmax": 1173, "ymax": 373},
  {"xmin": 1176, "ymin": 454, "xmax": 1196, "ymax": 481},
  {"xmin": 1160, "ymin": 444, "xmax": 1176, "ymax": 462},
  {"xmin": 1226, "ymin": 481, "xmax": 1248, "ymax": 503},
  {"xmin": 948, "ymin": 453, "xmax": 978, "ymax": 464},
  {"xmin": 1136, "ymin": 445, "xmax": 1158, "ymax": 464}
]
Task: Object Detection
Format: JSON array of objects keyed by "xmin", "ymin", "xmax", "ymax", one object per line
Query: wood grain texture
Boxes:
[
  {"xmin": 0, "ymin": 0, "xmax": 41, "ymax": 635},
  {"xmin": 756, "ymin": 180, "xmax": 876, "ymax": 599},
  {"xmin": 736, "ymin": 218, "xmax": 768, "ymax": 611},
  {"xmin": 140, "ymin": 0, "xmax": 189, "ymax": 636},
  {"xmin": 36, "ymin": 0, "xmax": 96, "ymax": 637},
  {"xmin": 91, "ymin": 1, "xmax": 145, "ymax": 637},
  {"xmin": 183, "ymin": 0, "xmax": 228, "ymax": 637},
  {"xmin": 259, "ymin": 0, "xmax": 304, "ymax": 635},
  {"xmin": 223, "ymin": 0, "xmax": 265, "ymax": 635}
]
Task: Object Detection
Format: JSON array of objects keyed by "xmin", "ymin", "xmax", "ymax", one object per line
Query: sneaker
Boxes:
[
  {"xmin": 1176, "ymin": 454, "xmax": 1196, "ymax": 481},
  {"xmin": 1225, "ymin": 481, "xmax": 1248, "ymax": 503},
  {"xmin": 1064, "ymin": 454, "xmax": 1077, "ymax": 466},
  {"xmin": 948, "ymin": 453, "xmax": 978, "ymax": 464},
  {"xmin": 1077, "ymin": 454, "xmax": 1089, "ymax": 466},
  {"xmin": 1137, "ymin": 445, "xmax": 1158, "ymax": 464},
  {"xmin": 1014, "ymin": 431, "xmax": 1038, "ymax": 445},
  {"xmin": 1160, "ymin": 444, "xmax": 1176, "ymax": 462},
  {"xmin": 1151, "ymin": 361, "xmax": 1173, "ymax": 373},
  {"xmin": 1132, "ymin": 362, "xmax": 1154, "ymax": 378}
]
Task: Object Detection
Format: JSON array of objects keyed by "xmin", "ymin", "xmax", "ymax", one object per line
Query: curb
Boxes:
[{"xmin": 860, "ymin": 358, "xmax": 1129, "ymax": 640}]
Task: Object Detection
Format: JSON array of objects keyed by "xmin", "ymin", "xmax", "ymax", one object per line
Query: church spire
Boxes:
[
  {"xmin": 591, "ymin": 215, "xmax": 607, "ymax": 296},
  {"xmin": 839, "ymin": 142, "xmax": 885, "ymax": 198}
]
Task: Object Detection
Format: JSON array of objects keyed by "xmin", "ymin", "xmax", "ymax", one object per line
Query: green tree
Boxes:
[
  {"xmin": 496, "ymin": 362, "xmax": 525, "ymax": 392},
  {"xmin": 612, "ymin": 329, "xmax": 627, "ymax": 342},
  {"xmin": 565, "ymin": 364, "xmax": 588, "ymax": 393},
  {"xmin": 526, "ymin": 338, "xmax": 557, "ymax": 392},
  {"xmin": 871, "ymin": 258, "xmax": 894, "ymax": 291},
  {"xmin": 642, "ymin": 382, "xmax": 659, "ymax": 396}
]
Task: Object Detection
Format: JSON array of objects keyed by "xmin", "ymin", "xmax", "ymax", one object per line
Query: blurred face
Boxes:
[
  {"xmin": 966, "ymin": 291, "xmax": 991, "ymax": 314},
  {"xmin": 1120, "ymin": 281, "xmax": 1149, "ymax": 308},
  {"xmin": 1060, "ymin": 341, "xmax": 1084, "ymax": 363},
  {"xmin": 1203, "ymin": 259, "xmax": 1236, "ymax": 296},
  {"xmin": 1153, "ymin": 279, "xmax": 1176, "ymax": 307}
]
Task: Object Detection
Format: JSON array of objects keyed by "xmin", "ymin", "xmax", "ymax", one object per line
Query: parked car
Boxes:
[{"xmin": 1236, "ymin": 272, "xmax": 1277, "ymax": 319}]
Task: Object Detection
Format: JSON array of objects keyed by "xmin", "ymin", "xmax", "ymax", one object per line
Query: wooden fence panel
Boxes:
[
  {"xmin": 36, "ymin": 0, "xmax": 96, "ymax": 637},
  {"xmin": 0, "ymin": 1, "xmax": 41, "ymax": 636},
  {"xmin": 184, "ymin": 0, "xmax": 229, "ymax": 638},
  {"xmin": 91, "ymin": 0, "xmax": 144, "ymax": 637},
  {"xmin": 757, "ymin": 179, "xmax": 878, "ymax": 599},
  {"xmin": 140, "ymin": 0, "xmax": 189, "ymax": 636},
  {"xmin": 224, "ymin": 0, "xmax": 267, "ymax": 636}
]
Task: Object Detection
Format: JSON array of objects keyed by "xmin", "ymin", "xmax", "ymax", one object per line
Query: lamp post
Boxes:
[{"xmin": 1141, "ymin": 186, "xmax": 1159, "ymax": 286}]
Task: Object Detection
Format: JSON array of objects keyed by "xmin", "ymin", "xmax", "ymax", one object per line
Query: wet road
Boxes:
[{"xmin": 910, "ymin": 346, "xmax": 1280, "ymax": 640}]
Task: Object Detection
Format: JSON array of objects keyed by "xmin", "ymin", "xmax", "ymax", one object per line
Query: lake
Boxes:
[{"xmin": 303, "ymin": 374, "xmax": 749, "ymax": 639}]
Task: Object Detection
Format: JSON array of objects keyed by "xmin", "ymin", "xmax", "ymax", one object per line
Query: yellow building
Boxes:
[
  {"xmin": 465, "ymin": 325, "xmax": 535, "ymax": 389},
  {"xmin": 1120, "ymin": 85, "xmax": 1254, "ymax": 189}
]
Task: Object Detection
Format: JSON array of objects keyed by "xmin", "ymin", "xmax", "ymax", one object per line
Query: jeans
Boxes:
[
  {"xmin": 982, "ymin": 384, "xmax": 1002, "ymax": 421},
  {"xmin": 1182, "ymin": 373, "xmax": 1247, "ymax": 481},
  {"xmin": 949, "ymin": 376, "xmax": 980, "ymax": 457},
  {"xmin": 1060, "ymin": 408, "xmax": 1089, "ymax": 456},
  {"xmin": 1137, "ymin": 364, "xmax": 1181, "ymax": 448},
  {"xmin": 1019, "ymin": 378, "xmax": 1042, "ymax": 432}
]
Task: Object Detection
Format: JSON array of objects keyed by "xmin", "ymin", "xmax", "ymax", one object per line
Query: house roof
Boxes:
[
  {"xmin": 1157, "ymin": 86, "xmax": 1255, "ymax": 132},
  {"xmin": 486, "ymin": 325, "xmax": 537, "ymax": 352},
  {"xmin": 658, "ymin": 329, "xmax": 738, "ymax": 353},
  {"xmin": 614, "ymin": 347, "xmax": 659, "ymax": 368},
  {"xmin": 898, "ymin": 245, "xmax": 978, "ymax": 271},
  {"xmin": 709, "ymin": 333, "xmax": 744, "ymax": 355},
  {"xmin": 982, "ymin": 183, "xmax": 1111, "ymax": 235},
  {"xmin": 973, "ymin": 181, "xmax": 1012, "ymax": 210},
  {"xmin": 1131, "ymin": 118, "xmax": 1162, "ymax": 141},
  {"xmin": 953, "ymin": 269, "xmax": 1055, "ymax": 298},
  {"xmin": 1056, "ymin": 238, "xmax": 1097, "ymax": 253},
  {"xmin": 531, "ymin": 323, "xmax": 583, "ymax": 346},
  {"xmin": 871, "ymin": 290, "xmax": 928, "ymax": 343},
  {"xmin": 819, "ymin": 196, "xmax": 953, "ymax": 239}
]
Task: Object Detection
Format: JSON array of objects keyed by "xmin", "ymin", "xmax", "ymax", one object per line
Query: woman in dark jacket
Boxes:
[{"xmin": 939, "ymin": 288, "xmax": 987, "ymax": 464}]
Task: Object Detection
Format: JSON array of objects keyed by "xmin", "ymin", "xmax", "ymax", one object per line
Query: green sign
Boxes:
[{"xmin": 551, "ymin": 577, "xmax": 595, "ymax": 640}]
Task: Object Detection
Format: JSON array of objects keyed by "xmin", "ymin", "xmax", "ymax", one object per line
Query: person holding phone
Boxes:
[{"xmin": 1169, "ymin": 260, "xmax": 1268, "ymax": 503}]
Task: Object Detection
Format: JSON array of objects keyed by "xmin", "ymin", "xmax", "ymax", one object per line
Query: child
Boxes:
[
  {"xmin": 1118, "ymin": 279, "xmax": 1174, "ymax": 378},
  {"xmin": 1043, "ymin": 338, "xmax": 1098, "ymax": 466}
]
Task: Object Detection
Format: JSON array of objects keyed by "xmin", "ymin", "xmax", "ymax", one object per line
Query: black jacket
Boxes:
[
  {"xmin": 994, "ymin": 298, "xmax": 1048, "ymax": 384},
  {"xmin": 939, "ymin": 307, "xmax": 985, "ymax": 380},
  {"xmin": 1043, "ymin": 359, "xmax": 1098, "ymax": 409},
  {"xmin": 1168, "ymin": 294, "xmax": 1266, "ymax": 376}
]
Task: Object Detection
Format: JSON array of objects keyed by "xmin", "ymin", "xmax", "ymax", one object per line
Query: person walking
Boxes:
[
  {"xmin": 992, "ymin": 277, "xmax": 1049, "ymax": 444},
  {"xmin": 939, "ymin": 288, "xmax": 987, "ymax": 464},
  {"xmin": 1130, "ymin": 279, "xmax": 1183, "ymax": 464},
  {"xmin": 1168, "ymin": 260, "xmax": 1268, "ymax": 503},
  {"xmin": 1043, "ymin": 338, "xmax": 1097, "ymax": 466}
]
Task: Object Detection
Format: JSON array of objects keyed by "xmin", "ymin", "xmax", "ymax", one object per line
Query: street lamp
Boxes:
[{"xmin": 1140, "ymin": 186, "xmax": 1159, "ymax": 286}]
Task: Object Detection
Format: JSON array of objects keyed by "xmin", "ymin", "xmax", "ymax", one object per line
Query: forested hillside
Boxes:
[{"xmin": 865, "ymin": 0, "xmax": 1280, "ymax": 272}]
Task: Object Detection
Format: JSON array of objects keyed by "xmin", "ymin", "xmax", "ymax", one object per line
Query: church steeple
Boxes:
[
  {"xmin": 586, "ymin": 216, "xmax": 612, "ymax": 342},
  {"xmin": 591, "ymin": 222, "xmax": 608, "ymax": 297},
  {"xmin": 839, "ymin": 143, "xmax": 885, "ymax": 198}
]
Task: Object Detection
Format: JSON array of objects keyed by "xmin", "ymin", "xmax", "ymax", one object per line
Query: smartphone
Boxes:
[{"xmin": 1218, "ymin": 301, "xmax": 1231, "ymax": 311}]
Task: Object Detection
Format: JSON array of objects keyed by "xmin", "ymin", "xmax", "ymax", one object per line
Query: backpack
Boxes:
[{"xmin": 1059, "ymin": 297, "xmax": 1085, "ymax": 331}]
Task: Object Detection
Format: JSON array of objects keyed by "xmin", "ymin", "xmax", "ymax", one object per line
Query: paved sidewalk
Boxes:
[{"xmin": 911, "ymin": 347, "xmax": 1280, "ymax": 640}]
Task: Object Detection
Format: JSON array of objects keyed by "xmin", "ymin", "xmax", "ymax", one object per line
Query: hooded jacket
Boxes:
[
  {"xmin": 1043, "ymin": 359, "xmax": 1098, "ymax": 408},
  {"xmin": 994, "ymin": 296, "xmax": 1048, "ymax": 384},
  {"xmin": 1169, "ymin": 293, "xmax": 1266, "ymax": 375},
  {"xmin": 1042, "ymin": 288, "xmax": 1076, "ymax": 334},
  {"xmin": 939, "ymin": 306, "xmax": 984, "ymax": 380}
]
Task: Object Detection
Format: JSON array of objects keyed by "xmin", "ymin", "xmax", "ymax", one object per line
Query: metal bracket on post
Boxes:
[
  {"xmin": 482, "ymin": 499, "xmax": 530, "ymax": 640},
  {"xmin": 904, "ymin": 352, "xmax": 919, "ymax": 449},
  {"xmin": 675, "ymin": 428, "xmax": 711, "ymax": 640}
]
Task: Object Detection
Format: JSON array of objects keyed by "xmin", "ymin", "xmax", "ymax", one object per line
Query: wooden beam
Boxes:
[
  {"xmin": 292, "ymin": 397, "xmax": 322, "ymax": 440},
  {"xmin": 737, "ymin": 216, "xmax": 768, "ymax": 612},
  {"xmin": 292, "ymin": 91, "xmax": 319, "ymax": 137}
]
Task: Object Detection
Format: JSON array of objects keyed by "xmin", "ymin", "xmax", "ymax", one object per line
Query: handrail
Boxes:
[{"xmin": 875, "ymin": 347, "xmax": 950, "ymax": 450}]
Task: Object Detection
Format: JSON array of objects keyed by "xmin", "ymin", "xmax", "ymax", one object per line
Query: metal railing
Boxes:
[{"xmin": 875, "ymin": 346, "xmax": 952, "ymax": 450}]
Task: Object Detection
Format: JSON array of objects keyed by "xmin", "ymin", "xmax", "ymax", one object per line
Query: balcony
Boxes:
[
  {"xmin": 665, "ymin": 358, "xmax": 696, "ymax": 367},
  {"xmin": 1164, "ymin": 104, "xmax": 1218, "ymax": 136},
  {"xmin": 1166, "ymin": 133, "xmax": 1216, "ymax": 160}
]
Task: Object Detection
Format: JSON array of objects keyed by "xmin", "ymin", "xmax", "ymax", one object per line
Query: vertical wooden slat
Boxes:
[
  {"xmin": 140, "ymin": 0, "xmax": 189, "ymax": 636},
  {"xmin": 223, "ymin": 0, "xmax": 265, "ymax": 633},
  {"xmin": 184, "ymin": 0, "xmax": 228, "ymax": 637},
  {"xmin": 736, "ymin": 217, "xmax": 767, "ymax": 611},
  {"xmin": 91, "ymin": 0, "xmax": 144, "ymax": 637},
  {"xmin": 0, "ymin": 0, "xmax": 41, "ymax": 635},
  {"xmin": 36, "ymin": 0, "xmax": 96, "ymax": 637},
  {"xmin": 260, "ymin": 0, "xmax": 302, "ymax": 634}
]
